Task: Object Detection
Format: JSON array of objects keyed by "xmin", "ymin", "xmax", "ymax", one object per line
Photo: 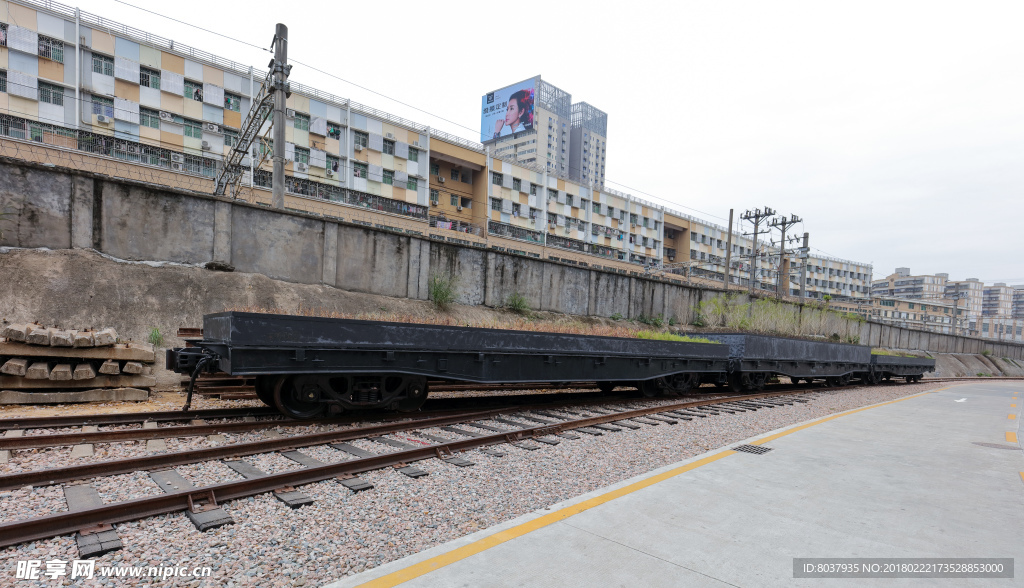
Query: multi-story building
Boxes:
[
  {"xmin": 1013, "ymin": 285, "xmax": 1024, "ymax": 319},
  {"xmin": 0, "ymin": 0, "xmax": 870, "ymax": 300},
  {"xmin": 832, "ymin": 296, "xmax": 957, "ymax": 334},
  {"xmin": 968, "ymin": 317, "xmax": 1024, "ymax": 343},
  {"xmin": 943, "ymin": 278, "xmax": 986, "ymax": 319},
  {"xmin": 482, "ymin": 76, "xmax": 607, "ymax": 188},
  {"xmin": 871, "ymin": 268, "xmax": 947, "ymax": 300},
  {"xmin": 568, "ymin": 102, "xmax": 607, "ymax": 188},
  {"xmin": 982, "ymin": 283, "xmax": 1014, "ymax": 318}
]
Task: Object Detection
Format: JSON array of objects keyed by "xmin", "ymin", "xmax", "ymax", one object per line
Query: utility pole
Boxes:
[
  {"xmin": 741, "ymin": 207, "xmax": 775, "ymax": 295},
  {"xmin": 271, "ymin": 24, "xmax": 290, "ymax": 209},
  {"xmin": 768, "ymin": 213, "xmax": 802, "ymax": 299},
  {"xmin": 722, "ymin": 209, "xmax": 734, "ymax": 291},
  {"xmin": 798, "ymin": 232, "xmax": 809, "ymax": 300}
]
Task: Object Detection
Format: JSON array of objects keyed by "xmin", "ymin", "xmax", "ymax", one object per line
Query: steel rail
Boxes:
[
  {"xmin": 0, "ymin": 407, "xmax": 281, "ymax": 430},
  {"xmin": 0, "ymin": 389, "xmax": 819, "ymax": 548}
]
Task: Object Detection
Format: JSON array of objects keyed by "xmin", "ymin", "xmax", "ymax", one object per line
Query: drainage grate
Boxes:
[
  {"xmin": 971, "ymin": 442, "xmax": 1021, "ymax": 451},
  {"xmin": 733, "ymin": 444, "xmax": 773, "ymax": 455}
]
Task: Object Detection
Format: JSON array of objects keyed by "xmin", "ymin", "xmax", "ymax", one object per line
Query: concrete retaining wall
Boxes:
[{"xmin": 1, "ymin": 158, "xmax": 1022, "ymax": 361}]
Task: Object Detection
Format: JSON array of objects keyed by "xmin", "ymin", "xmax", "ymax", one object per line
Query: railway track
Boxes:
[
  {"xmin": 0, "ymin": 387, "xmax": 830, "ymax": 552},
  {"xmin": 1, "ymin": 377, "xmax": 1015, "ymax": 451}
]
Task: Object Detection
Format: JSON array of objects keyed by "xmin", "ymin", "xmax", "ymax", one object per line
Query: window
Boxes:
[
  {"xmin": 450, "ymin": 194, "xmax": 459, "ymax": 206},
  {"xmin": 184, "ymin": 80, "xmax": 203, "ymax": 101},
  {"xmin": 353, "ymin": 131, "xmax": 369, "ymax": 149},
  {"xmin": 91, "ymin": 96, "xmax": 114, "ymax": 117},
  {"xmin": 224, "ymin": 129, "xmax": 239, "ymax": 148},
  {"xmin": 183, "ymin": 119, "xmax": 203, "ymax": 139},
  {"xmin": 512, "ymin": 203, "xmax": 521, "ymax": 216},
  {"xmin": 92, "ymin": 54, "xmax": 114, "ymax": 77},
  {"xmin": 327, "ymin": 122, "xmax": 342, "ymax": 139},
  {"xmin": 908, "ymin": 303, "xmax": 914, "ymax": 310},
  {"xmin": 0, "ymin": 70, "xmax": 6, "ymax": 94},
  {"xmin": 140, "ymin": 107, "xmax": 160, "ymax": 129},
  {"xmin": 293, "ymin": 113, "xmax": 310, "ymax": 132},
  {"xmin": 462, "ymin": 171, "xmax": 470, "ymax": 184},
  {"xmin": 491, "ymin": 197, "xmax": 502, "ymax": 211},
  {"xmin": 548, "ymin": 188, "xmax": 558, "ymax": 200},
  {"xmin": 593, "ymin": 202, "xmax": 602, "ymax": 214},
  {"xmin": 38, "ymin": 36, "xmax": 64, "ymax": 63},
  {"xmin": 530, "ymin": 183, "xmax": 538, "ymax": 195},
  {"xmin": 0, "ymin": 23, "xmax": 6, "ymax": 48},
  {"xmin": 407, "ymin": 177, "xmax": 417, "ymax": 191},
  {"xmin": 140, "ymin": 68, "xmax": 161, "ymax": 90},
  {"xmin": 491, "ymin": 172, "xmax": 502, "ymax": 186},
  {"xmin": 353, "ymin": 162, "xmax": 368, "ymax": 178},
  {"xmin": 630, "ymin": 213, "xmax": 639, "ymax": 225},
  {"xmin": 512, "ymin": 178, "xmax": 521, "ymax": 191},
  {"xmin": 607, "ymin": 207, "xmax": 615, "ymax": 218},
  {"xmin": 430, "ymin": 163, "xmax": 439, "ymax": 176},
  {"xmin": 224, "ymin": 92, "xmax": 241, "ymax": 112},
  {"xmin": 382, "ymin": 139, "xmax": 395, "ymax": 155},
  {"xmin": 294, "ymin": 147, "xmax": 310, "ymax": 165},
  {"xmin": 382, "ymin": 169, "xmax": 393, "ymax": 185},
  {"xmin": 451, "ymin": 168, "xmax": 460, "ymax": 181},
  {"xmin": 408, "ymin": 148, "xmax": 419, "ymax": 162},
  {"xmin": 326, "ymin": 155, "xmax": 340, "ymax": 172},
  {"xmin": 430, "ymin": 189, "xmax": 439, "ymax": 205},
  {"xmin": 38, "ymin": 82, "xmax": 63, "ymax": 106}
]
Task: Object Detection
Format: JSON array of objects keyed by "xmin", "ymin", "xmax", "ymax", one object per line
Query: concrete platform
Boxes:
[{"xmin": 329, "ymin": 382, "xmax": 1024, "ymax": 587}]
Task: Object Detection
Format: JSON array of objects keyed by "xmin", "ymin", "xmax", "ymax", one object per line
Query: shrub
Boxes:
[
  {"xmin": 636, "ymin": 314, "xmax": 665, "ymax": 328},
  {"xmin": 428, "ymin": 273, "xmax": 458, "ymax": 311},
  {"xmin": 148, "ymin": 327, "xmax": 164, "ymax": 347},
  {"xmin": 610, "ymin": 313, "xmax": 623, "ymax": 321},
  {"xmin": 503, "ymin": 292, "xmax": 530, "ymax": 315},
  {"xmin": 636, "ymin": 330, "xmax": 717, "ymax": 344},
  {"xmin": 981, "ymin": 349, "xmax": 992, "ymax": 356}
]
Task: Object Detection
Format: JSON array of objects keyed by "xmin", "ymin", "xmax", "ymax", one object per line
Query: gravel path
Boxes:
[{"xmin": 0, "ymin": 383, "xmax": 942, "ymax": 587}]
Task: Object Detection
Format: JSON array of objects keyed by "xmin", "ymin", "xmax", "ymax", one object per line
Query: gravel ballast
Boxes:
[{"xmin": 0, "ymin": 383, "xmax": 944, "ymax": 587}]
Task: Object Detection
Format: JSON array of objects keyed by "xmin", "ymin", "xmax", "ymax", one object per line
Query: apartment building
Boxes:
[
  {"xmin": 982, "ymin": 283, "xmax": 1014, "ymax": 318},
  {"xmin": 832, "ymin": 296, "xmax": 958, "ymax": 334},
  {"xmin": 943, "ymin": 278, "xmax": 986, "ymax": 319},
  {"xmin": 871, "ymin": 268, "xmax": 948, "ymax": 300},
  {"xmin": 1013, "ymin": 285, "xmax": 1024, "ymax": 319},
  {"xmin": 0, "ymin": 0, "xmax": 873, "ymax": 292}
]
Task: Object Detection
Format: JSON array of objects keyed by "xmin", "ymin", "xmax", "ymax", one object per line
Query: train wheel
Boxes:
[
  {"xmin": 752, "ymin": 373, "xmax": 766, "ymax": 391},
  {"xmin": 274, "ymin": 375, "xmax": 327, "ymax": 420},
  {"xmin": 839, "ymin": 374, "xmax": 851, "ymax": 387},
  {"xmin": 825, "ymin": 377, "xmax": 839, "ymax": 387},
  {"xmin": 904, "ymin": 375, "xmax": 915, "ymax": 384},
  {"xmin": 598, "ymin": 381, "xmax": 617, "ymax": 394},
  {"xmin": 395, "ymin": 377, "xmax": 428, "ymax": 412},
  {"xmin": 727, "ymin": 373, "xmax": 744, "ymax": 393},
  {"xmin": 254, "ymin": 376, "xmax": 276, "ymax": 407},
  {"xmin": 639, "ymin": 379, "xmax": 661, "ymax": 398}
]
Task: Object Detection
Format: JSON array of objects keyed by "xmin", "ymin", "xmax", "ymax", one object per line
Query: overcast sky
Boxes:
[{"xmin": 85, "ymin": 0, "xmax": 1023, "ymax": 284}]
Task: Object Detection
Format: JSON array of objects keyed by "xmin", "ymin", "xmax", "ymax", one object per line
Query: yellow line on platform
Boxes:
[
  {"xmin": 1010, "ymin": 415, "xmax": 1017, "ymax": 420},
  {"xmin": 1007, "ymin": 432, "xmax": 1018, "ymax": 443}
]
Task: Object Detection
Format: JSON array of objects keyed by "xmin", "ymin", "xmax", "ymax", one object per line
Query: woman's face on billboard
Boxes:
[{"xmin": 504, "ymin": 98, "xmax": 521, "ymax": 126}]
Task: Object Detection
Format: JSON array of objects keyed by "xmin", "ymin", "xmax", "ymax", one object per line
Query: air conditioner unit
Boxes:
[
  {"xmin": 438, "ymin": 176, "xmax": 445, "ymax": 184},
  {"xmin": 354, "ymin": 144, "xmax": 363, "ymax": 152},
  {"xmin": 296, "ymin": 162, "xmax": 308, "ymax": 172},
  {"xmin": 201, "ymin": 141, "xmax": 211, "ymax": 151},
  {"xmin": 204, "ymin": 122, "xmax": 220, "ymax": 133},
  {"xmin": 96, "ymin": 115, "xmax": 111, "ymax": 124},
  {"xmin": 456, "ymin": 205, "xmax": 463, "ymax": 211},
  {"xmin": 325, "ymin": 168, "xmax": 334, "ymax": 177},
  {"xmin": 171, "ymin": 162, "xmax": 183, "ymax": 171},
  {"xmin": 412, "ymin": 141, "xmax": 420, "ymax": 147},
  {"xmin": 170, "ymin": 153, "xmax": 185, "ymax": 163},
  {"xmin": 286, "ymin": 108, "xmax": 296, "ymax": 118},
  {"xmin": 385, "ymin": 132, "xmax": 394, "ymax": 139},
  {"xmin": 159, "ymin": 111, "xmax": 174, "ymax": 121}
]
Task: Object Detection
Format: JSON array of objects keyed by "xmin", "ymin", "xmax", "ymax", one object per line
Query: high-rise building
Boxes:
[
  {"xmin": 982, "ymin": 283, "xmax": 1014, "ymax": 317},
  {"xmin": 1013, "ymin": 285, "xmax": 1024, "ymax": 319},
  {"xmin": 568, "ymin": 102, "xmax": 607, "ymax": 188},
  {"xmin": 481, "ymin": 76, "xmax": 607, "ymax": 184}
]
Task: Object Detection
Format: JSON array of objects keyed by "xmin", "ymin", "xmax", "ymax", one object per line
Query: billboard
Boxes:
[{"xmin": 481, "ymin": 78, "xmax": 536, "ymax": 142}]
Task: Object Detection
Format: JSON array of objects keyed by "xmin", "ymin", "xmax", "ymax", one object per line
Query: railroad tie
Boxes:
[
  {"xmin": 278, "ymin": 450, "xmax": 373, "ymax": 492},
  {"xmin": 645, "ymin": 415, "xmax": 679, "ymax": 425},
  {"xmin": 410, "ymin": 432, "xmax": 476, "ymax": 466},
  {"xmin": 333, "ymin": 442, "xmax": 428, "ymax": 479},
  {"xmin": 437, "ymin": 426, "xmax": 506, "ymax": 457},
  {"xmin": 70, "ymin": 426, "xmax": 97, "ymax": 458},
  {"xmin": 147, "ymin": 470, "xmax": 234, "ymax": 531},
  {"xmin": 221, "ymin": 459, "xmax": 313, "ymax": 508},
  {"xmin": 466, "ymin": 422, "xmax": 541, "ymax": 450},
  {"xmin": 64, "ymin": 483, "xmax": 123, "ymax": 558},
  {"xmin": 612, "ymin": 419, "xmax": 642, "ymax": 429}
]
